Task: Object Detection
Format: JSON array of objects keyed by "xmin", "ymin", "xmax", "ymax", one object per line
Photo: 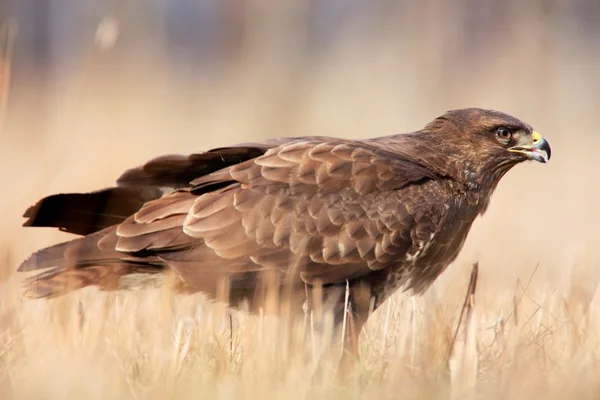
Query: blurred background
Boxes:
[{"xmin": 1, "ymin": 0, "xmax": 600, "ymax": 300}]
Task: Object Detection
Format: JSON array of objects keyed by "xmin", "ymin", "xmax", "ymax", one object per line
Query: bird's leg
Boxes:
[
  {"xmin": 335, "ymin": 305, "xmax": 365, "ymax": 378},
  {"xmin": 334, "ymin": 282, "xmax": 373, "ymax": 381},
  {"xmin": 303, "ymin": 284, "xmax": 345, "ymax": 385},
  {"xmin": 303, "ymin": 281, "xmax": 373, "ymax": 384}
]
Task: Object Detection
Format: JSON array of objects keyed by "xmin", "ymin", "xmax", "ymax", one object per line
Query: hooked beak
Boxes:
[{"xmin": 509, "ymin": 131, "xmax": 551, "ymax": 163}]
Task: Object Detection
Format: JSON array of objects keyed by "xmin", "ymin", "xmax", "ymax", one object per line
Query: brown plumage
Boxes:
[{"xmin": 18, "ymin": 108, "xmax": 551, "ymax": 360}]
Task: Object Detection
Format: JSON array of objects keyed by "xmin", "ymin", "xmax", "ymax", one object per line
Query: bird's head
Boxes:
[
  {"xmin": 439, "ymin": 108, "xmax": 550, "ymax": 162},
  {"xmin": 423, "ymin": 108, "xmax": 551, "ymax": 191}
]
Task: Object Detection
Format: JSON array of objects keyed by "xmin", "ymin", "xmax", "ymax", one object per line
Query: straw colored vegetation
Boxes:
[
  {"xmin": 1, "ymin": 4, "xmax": 600, "ymax": 399},
  {"xmin": 1, "ymin": 262, "xmax": 600, "ymax": 400}
]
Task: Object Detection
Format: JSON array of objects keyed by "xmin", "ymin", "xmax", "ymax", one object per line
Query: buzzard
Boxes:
[{"xmin": 18, "ymin": 108, "xmax": 550, "ymax": 359}]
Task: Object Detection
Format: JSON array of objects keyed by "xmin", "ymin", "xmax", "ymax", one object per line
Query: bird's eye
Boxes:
[{"xmin": 495, "ymin": 127, "xmax": 512, "ymax": 141}]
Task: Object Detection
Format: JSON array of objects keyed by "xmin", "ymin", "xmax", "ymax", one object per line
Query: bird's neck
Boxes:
[{"xmin": 371, "ymin": 132, "xmax": 515, "ymax": 211}]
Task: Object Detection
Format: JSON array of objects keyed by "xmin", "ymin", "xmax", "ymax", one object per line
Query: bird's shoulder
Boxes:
[{"xmin": 186, "ymin": 136, "xmax": 440, "ymax": 197}]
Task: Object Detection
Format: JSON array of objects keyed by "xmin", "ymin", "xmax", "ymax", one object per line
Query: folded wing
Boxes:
[{"xmin": 20, "ymin": 138, "xmax": 444, "ymax": 303}]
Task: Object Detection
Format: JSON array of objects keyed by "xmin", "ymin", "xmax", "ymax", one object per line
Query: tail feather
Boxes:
[
  {"xmin": 18, "ymin": 227, "xmax": 167, "ymax": 298},
  {"xmin": 18, "ymin": 229, "xmax": 114, "ymax": 272},
  {"xmin": 18, "ymin": 240, "xmax": 82, "ymax": 272},
  {"xmin": 22, "ymin": 186, "xmax": 163, "ymax": 236},
  {"xmin": 21, "ymin": 260, "xmax": 169, "ymax": 299},
  {"xmin": 21, "ymin": 264, "xmax": 123, "ymax": 298}
]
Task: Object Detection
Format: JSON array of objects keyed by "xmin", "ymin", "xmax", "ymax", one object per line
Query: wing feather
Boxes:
[{"xmin": 20, "ymin": 136, "xmax": 448, "ymax": 300}]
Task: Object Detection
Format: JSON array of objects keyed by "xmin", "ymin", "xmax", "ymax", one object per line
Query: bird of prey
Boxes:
[{"xmin": 18, "ymin": 108, "xmax": 551, "ymax": 359}]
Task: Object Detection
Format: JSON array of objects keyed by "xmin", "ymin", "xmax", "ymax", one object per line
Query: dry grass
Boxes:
[
  {"xmin": 2, "ymin": 265, "xmax": 600, "ymax": 400},
  {"xmin": 2, "ymin": 3, "xmax": 600, "ymax": 399}
]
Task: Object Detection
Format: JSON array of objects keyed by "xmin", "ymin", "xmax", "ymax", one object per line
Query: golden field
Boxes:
[{"xmin": 1, "ymin": 2, "xmax": 600, "ymax": 399}]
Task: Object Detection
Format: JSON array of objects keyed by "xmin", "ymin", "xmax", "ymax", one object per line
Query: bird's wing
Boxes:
[
  {"xmin": 21, "ymin": 144, "xmax": 274, "ymax": 235},
  {"xmin": 114, "ymin": 140, "xmax": 445, "ymax": 288},
  {"xmin": 115, "ymin": 144, "xmax": 272, "ymax": 189},
  {"xmin": 19, "ymin": 139, "xmax": 448, "ymax": 299}
]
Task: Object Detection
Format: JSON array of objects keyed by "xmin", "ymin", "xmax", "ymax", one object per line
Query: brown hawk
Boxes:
[{"xmin": 17, "ymin": 108, "xmax": 551, "ymax": 359}]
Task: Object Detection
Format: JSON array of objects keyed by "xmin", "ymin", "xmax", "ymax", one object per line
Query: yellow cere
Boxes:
[{"xmin": 531, "ymin": 131, "xmax": 542, "ymax": 144}]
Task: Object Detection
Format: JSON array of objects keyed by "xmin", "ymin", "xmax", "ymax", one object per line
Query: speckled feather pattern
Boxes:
[{"xmin": 18, "ymin": 108, "xmax": 541, "ymax": 325}]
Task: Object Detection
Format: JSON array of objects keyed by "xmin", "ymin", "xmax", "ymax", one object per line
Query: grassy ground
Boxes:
[
  {"xmin": 1, "ymin": 5, "xmax": 600, "ymax": 399},
  {"xmin": 1, "ymin": 264, "xmax": 600, "ymax": 400}
]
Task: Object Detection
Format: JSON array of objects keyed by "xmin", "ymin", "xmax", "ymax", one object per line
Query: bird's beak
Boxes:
[{"xmin": 509, "ymin": 131, "xmax": 551, "ymax": 163}]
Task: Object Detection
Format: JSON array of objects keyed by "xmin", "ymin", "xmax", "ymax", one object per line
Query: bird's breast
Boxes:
[{"xmin": 376, "ymin": 192, "xmax": 479, "ymax": 303}]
